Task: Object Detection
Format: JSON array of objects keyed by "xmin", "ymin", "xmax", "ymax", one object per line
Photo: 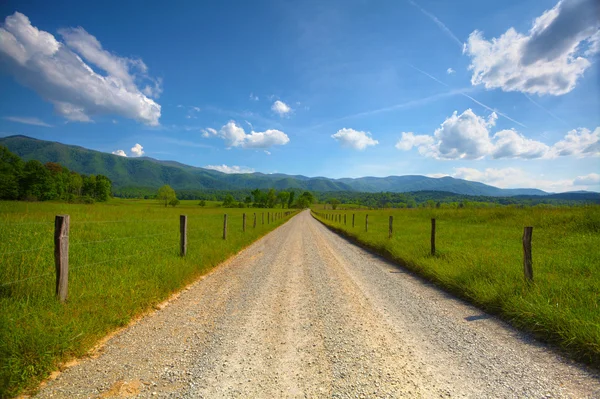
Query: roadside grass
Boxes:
[
  {"xmin": 311, "ymin": 206, "xmax": 600, "ymax": 366},
  {"xmin": 0, "ymin": 199, "xmax": 296, "ymax": 398}
]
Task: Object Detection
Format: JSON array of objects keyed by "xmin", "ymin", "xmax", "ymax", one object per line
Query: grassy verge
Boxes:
[
  {"xmin": 0, "ymin": 199, "xmax": 297, "ymax": 398},
  {"xmin": 311, "ymin": 206, "xmax": 600, "ymax": 367}
]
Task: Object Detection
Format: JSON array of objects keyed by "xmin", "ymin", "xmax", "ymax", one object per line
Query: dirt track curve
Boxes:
[{"xmin": 36, "ymin": 210, "xmax": 600, "ymax": 398}]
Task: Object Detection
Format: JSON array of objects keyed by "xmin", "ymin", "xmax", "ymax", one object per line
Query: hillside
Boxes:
[{"xmin": 1, "ymin": 135, "xmax": 551, "ymax": 196}]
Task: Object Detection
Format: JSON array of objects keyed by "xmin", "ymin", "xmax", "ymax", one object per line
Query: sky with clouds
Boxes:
[{"xmin": 0, "ymin": 0, "xmax": 598, "ymax": 192}]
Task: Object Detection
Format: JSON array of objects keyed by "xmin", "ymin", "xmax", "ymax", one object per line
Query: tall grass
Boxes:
[
  {"xmin": 0, "ymin": 199, "xmax": 296, "ymax": 398},
  {"xmin": 312, "ymin": 206, "xmax": 600, "ymax": 366}
]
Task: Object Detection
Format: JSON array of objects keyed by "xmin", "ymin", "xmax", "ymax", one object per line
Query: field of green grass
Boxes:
[
  {"xmin": 0, "ymin": 199, "xmax": 297, "ymax": 398},
  {"xmin": 312, "ymin": 206, "xmax": 600, "ymax": 366}
]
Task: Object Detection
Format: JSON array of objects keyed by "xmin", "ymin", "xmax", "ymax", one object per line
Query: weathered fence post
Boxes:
[
  {"xmin": 352, "ymin": 214, "xmax": 355, "ymax": 228},
  {"xmin": 365, "ymin": 214, "xmax": 369, "ymax": 232},
  {"xmin": 262, "ymin": 212, "xmax": 264, "ymax": 225},
  {"xmin": 253, "ymin": 213, "xmax": 257, "ymax": 228},
  {"xmin": 344, "ymin": 214, "xmax": 346, "ymax": 225},
  {"xmin": 431, "ymin": 218, "xmax": 436, "ymax": 256},
  {"xmin": 180, "ymin": 215, "xmax": 187, "ymax": 257},
  {"xmin": 243, "ymin": 213, "xmax": 246, "ymax": 232},
  {"xmin": 54, "ymin": 215, "xmax": 69, "ymax": 302},
  {"xmin": 223, "ymin": 214, "xmax": 228, "ymax": 240},
  {"xmin": 523, "ymin": 226, "xmax": 533, "ymax": 282},
  {"xmin": 389, "ymin": 216, "xmax": 393, "ymax": 239}
]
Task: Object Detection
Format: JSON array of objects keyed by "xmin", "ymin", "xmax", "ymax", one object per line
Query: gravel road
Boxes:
[{"xmin": 36, "ymin": 210, "xmax": 600, "ymax": 398}]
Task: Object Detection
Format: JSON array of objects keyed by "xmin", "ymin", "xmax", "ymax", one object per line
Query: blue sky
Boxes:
[{"xmin": 0, "ymin": 0, "xmax": 599, "ymax": 192}]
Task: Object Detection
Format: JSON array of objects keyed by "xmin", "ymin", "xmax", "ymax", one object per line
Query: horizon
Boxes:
[{"xmin": 0, "ymin": 0, "xmax": 599, "ymax": 193}]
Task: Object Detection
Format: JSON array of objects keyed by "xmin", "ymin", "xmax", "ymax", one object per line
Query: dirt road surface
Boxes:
[{"xmin": 36, "ymin": 210, "xmax": 600, "ymax": 398}]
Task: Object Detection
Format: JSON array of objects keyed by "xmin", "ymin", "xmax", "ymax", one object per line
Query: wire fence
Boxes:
[{"xmin": 1, "ymin": 211, "xmax": 299, "ymax": 295}]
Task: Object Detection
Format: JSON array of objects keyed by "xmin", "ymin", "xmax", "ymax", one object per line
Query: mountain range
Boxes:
[{"xmin": 0, "ymin": 135, "xmax": 565, "ymax": 197}]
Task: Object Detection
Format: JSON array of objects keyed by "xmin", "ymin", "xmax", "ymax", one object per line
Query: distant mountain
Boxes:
[{"xmin": 1, "ymin": 135, "xmax": 553, "ymax": 196}]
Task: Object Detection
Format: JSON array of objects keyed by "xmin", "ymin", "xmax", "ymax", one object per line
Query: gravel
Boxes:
[{"xmin": 35, "ymin": 210, "xmax": 600, "ymax": 398}]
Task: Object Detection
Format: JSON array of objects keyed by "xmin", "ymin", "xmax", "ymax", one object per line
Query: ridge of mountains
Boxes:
[{"xmin": 0, "ymin": 135, "xmax": 573, "ymax": 197}]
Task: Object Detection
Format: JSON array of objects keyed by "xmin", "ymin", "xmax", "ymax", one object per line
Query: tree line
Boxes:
[{"xmin": 0, "ymin": 146, "xmax": 111, "ymax": 202}]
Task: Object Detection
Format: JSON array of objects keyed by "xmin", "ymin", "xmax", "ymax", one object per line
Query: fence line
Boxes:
[
  {"xmin": 71, "ymin": 232, "xmax": 174, "ymax": 246},
  {"xmin": 0, "ymin": 271, "xmax": 56, "ymax": 287},
  {"xmin": 0, "ymin": 246, "xmax": 52, "ymax": 256}
]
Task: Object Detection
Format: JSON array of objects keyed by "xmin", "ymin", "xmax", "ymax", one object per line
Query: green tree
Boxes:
[
  {"xmin": 157, "ymin": 185, "xmax": 176, "ymax": 207},
  {"xmin": 223, "ymin": 194, "xmax": 235, "ymax": 207},
  {"xmin": 245, "ymin": 196, "xmax": 252, "ymax": 206},
  {"xmin": 169, "ymin": 198, "xmax": 180, "ymax": 207},
  {"xmin": 21, "ymin": 160, "xmax": 55, "ymax": 200},
  {"xmin": 329, "ymin": 198, "xmax": 340, "ymax": 210},
  {"xmin": 287, "ymin": 191, "xmax": 295, "ymax": 209},
  {"xmin": 198, "ymin": 199, "xmax": 206, "ymax": 207},
  {"xmin": 266, "ymin": 188, "xmax": 277, "ymax": 208},
  {"xmin": 296, "ymin": 191, "xmax": 314, "ymax": 208},
  {"xmin": 69, "ymin": 173, "xmax": 83, "ymax": 197},
  {"xmin": 277, "ymin": 191, "xmax": 290, "ymax": 208},
  {"xmin": 0, "ymin": 145, "xmax": 23, "ymax": 200},
  {"xmin": 82, "ymin": 175, "xmax": 97, "ymax": 198},
  {"xmin": 95, "ymin": 175, "xmax": 112, "ymax": 202}
]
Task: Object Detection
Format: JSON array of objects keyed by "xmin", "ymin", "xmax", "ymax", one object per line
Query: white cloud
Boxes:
[
  {"xmin": 271, "ymin": 100, "xmax": 292, "ymax": 116},
  {"xmin": 4, "ymin": 116, "xmax": 52, "ymax": 127},
  {"xmin": 201, "ymin": 127, "xmax": 217, "ymax": 138},
  {"xmin": 465, "ymin": 0, "xmax": 600, "ymax": 95},
  {"xmin": 491, "ymin": 129, "xmax": 550, "ymax": 159},
  {"xmin": 446, "ymin": 68, "xmax": 455, "ymax": 74},
  {"xmin": 550, "ymin": 127, "xmax": 600, "ymax": 157},
  {"xmin": 395, "ymin": 108, "xmax": 599, "ymax": 160},
  {"xmin": 249, "ymin": 93, "xmax": 259, "ymax": 101},
  {"xmin": 130, "ymin": 143, "xmax": 144, "ymax": 157},
  {"xmin": 264, "ymin": 150, "xmax": 271, "ymax": 155},
  {"xmin": 449, "ymin": 167, "xmax": 581, "ymax": 192},
  {"xmin": 206, "ymin": 121, "xmax": 290, "ymax": 149},
  {"xmin": 332, "ymin": 128, "xmax": 379, "ymax": 150},
  {"xmin": 574, "ymin": 173, "xmax": 600, "ymax": 185},
  {"xmin": 205, "ymin": 164, "xmax": 255, "ymax": 174},
  {"xmin": 112, "ymin": 149, "xmax": 127, "ymax": 157},
  {"xmin": 0, "ymin": 12, "xmax": 161, "ymax": 125}
]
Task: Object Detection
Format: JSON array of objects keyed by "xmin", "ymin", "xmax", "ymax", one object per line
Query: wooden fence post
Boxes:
[
  {"xmin": 431, "ymin": 218, "xmax": 436, "ymax": 256},
  {"xmin": 223, "ymin": 214, "xmax": 228, "ymax": 240},
  {"xmin": 344, "ymin": 214, "xmax": 346, "ymax": 225},
  {"xmin": 268, "ymin": 212, "xmax": 270, "ymax": 224},
  {"xmin": 389, "ymin": 216, "xmax": 393, "ymax": 239},
  {"xmin": 54, "ymin": 215, "xmax": 69, "ymax": 302},
  {"xmin": 180, "ymin": 215, "xmax": 187, "ymax": 257},
  {"xmin": 262, "ymin": 212, "xmax": 264, "ymax": 225},
  {"xmin": 365, "ymin": 214, "xmax": 368, "ymax": 232},
  {"xmin": 243, "ymin": 213, "xmax": 246, "ymax": 232},
  {"xmin": 253, "ymin": 213, "xmax": 257, "ymax": 228},
  {"xmin": 523, "ymin": 226, "xmax": 533, "ymax": 282},
  {"xmin": 352, "ymin": 214, "xmax": 355, "ymax": 228}
]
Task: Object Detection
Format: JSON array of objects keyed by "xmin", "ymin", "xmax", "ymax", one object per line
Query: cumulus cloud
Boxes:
[
  {"xmin": 0, "ymin": 12, "xmax": 161, "ymax": 125},
  {"xmin": 201, "ymin": 127, "xmax": 217, "ymax": 138},
  {"xmin": 112, "ymin": 149, "xmax": 127, "ymax": 157},
  {"xmin": 4, "ymin": 116, "xmax": 52, "ymax": 127},
  {"xmin": 396, "ymin": 108, "xmax": 599, "ymax": 160},
  {"xmin": 332, "ymin": 128, "xmax": 379, "ymax": 150},
  {"xmin": 204, "ymin": 121, "xmax": 290, "ymax": 149},
  {"xmin": 204, "ymin": 164, "xmax": 255, "ymax": 174},
  {"xmin": 130, "ymin": 143, "xmax": 144, "ymax": 157},
  {"xmin": 465, "ymin": 0, "xmax": 600, "ymax": 96},
  {"xmin": 446, "ymin": 68, "xmax": 455, "ymax": 74},
  {"xmin": 271, "ymin": 100, "xmax": 292, "ymax": 116},
  {"xmin": 574, "ymin": 173, "xmax": 600, "ymax": 185}
]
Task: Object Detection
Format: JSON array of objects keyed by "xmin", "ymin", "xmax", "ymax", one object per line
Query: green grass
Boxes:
[
  {"xmin": 312, "ymin": 206, "xmax": 600, "ymax": 366},
  {"xmin": 0, "ymin": 199, "xmax": 297, "ymax": 398}
]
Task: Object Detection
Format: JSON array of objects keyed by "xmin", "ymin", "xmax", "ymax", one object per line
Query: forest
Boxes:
[{"xmin": 0, "ymin": 146, "xmax": 112, "ymax": 202}]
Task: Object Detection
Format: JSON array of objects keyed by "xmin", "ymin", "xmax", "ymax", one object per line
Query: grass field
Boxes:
[
  {"xmin": 0, "ymin": 199, "xmax": 297, "ymax": 398},
  {"xmin": 312, "ymin": 206, "xmax": 600, "ymax": 366}
]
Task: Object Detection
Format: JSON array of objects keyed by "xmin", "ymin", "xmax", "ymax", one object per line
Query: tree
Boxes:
[
  {"xmin": 296, "ymin": 191, "xmax": 314, "ymax": 208},
  {"xmin": 157, "ymin": 185, "xmax": 176, "ymax": 207},
  {"xmin": 266, "ymin": 188, "xmax": 277, "ymax": 208},
  {"xmin": 223, "ymin": 194, "xmax": 235, "ymax": 207},
  {"xmin": 277, "ymin": 191, "xmax": 290, "ymax": 208},
  {"xmin": 245, "ymin": 196, "xmax": 252, "ymax": 206},
  {"xmin": 0, "ymin": 145, "xmax": 23, "ymax": 200},
  {"xmin": 198, "ymin": 200, "xmax": 206, "ymax": 207},
  {"xmin": 95, "ymin": 175, "xmax": 112, "ymax": 202},
  {"xmin": 169, "ymin": 198, "xmax": 180, "ymax": 207},
  {"xmin": 329, "ymin": 198, "xmax": 340, "ymax": 210},
  {"xmin": 21, "ymin": 160, "xmax": 55, "ymax": 200},
  {"xmin": 287, "ymin": 191, "xmax": 295, "ymax": 209}
]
